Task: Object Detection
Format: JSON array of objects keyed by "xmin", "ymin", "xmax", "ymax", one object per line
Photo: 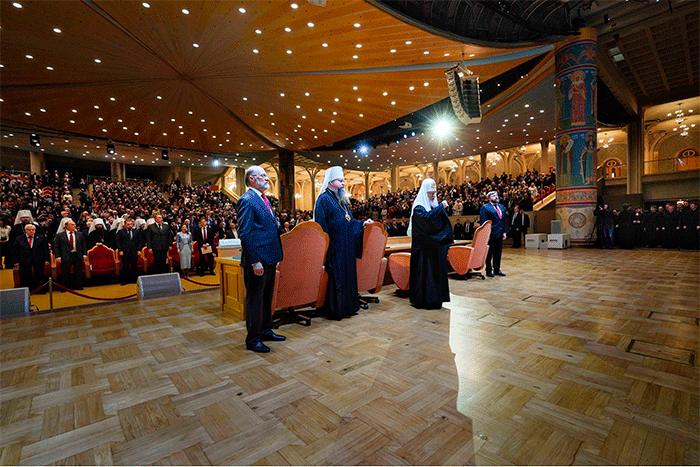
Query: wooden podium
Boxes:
[{"xmin": 216, "ymin": 256, "xmax": 245, "ymax": 320}]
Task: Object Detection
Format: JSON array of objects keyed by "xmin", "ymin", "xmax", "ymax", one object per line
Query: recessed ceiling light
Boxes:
[
  {"xmin": 423, "ymin": 82, "xmax": 429, "ymax": 86},
  {"xmin": 182, "ymin": 8, "xmax": 189, "ymax": 14},
  {"xmin": 25, "ymin": 54, "xmax": 33, "ymax": 59},
  {"xmin": 354, "ymin": 23, "xmax": 361, "ymax": 28},
  {"xmin": 383, "ymin": 92, "xmax": 388, "ymax": 96},
  {"xmin": 255, "ymin": 29, "xmax": 262, "ymax": 34},
  {"xmin": 359, "ymin": 114, "xmax": 364, "ymax": 117},
  {"xmin": 409, "ymin": 86, "xmax": 414, "ymax": 91},
  {"xmin": 253, "ymin": 49, "xmax": 258, "ymax": 53},
  {"xmin": 193, "ymin": 43, "xmax": 199, "ymax": 48},
  {"xmin": 157, "ymin": 95, "xmax": 162, "ymax": 99},
  {"xmin": 322, "ymin": 43, "xmax": 328, "ymax": 47},
  {"xmin": 53, "ymin": 28, "xmax": 62, "ymax": 33},
  {"xmin": 243, "ymin": 97, "xmax": 248, "ymax": 100},
  {"xmin": 290, "ymin": 3, "xmax": 298, "ymax": 8},
  {"xmin": 94, "ymin": 58, "xmax": 101, "ymax": 63},
  {"xmin": 239, "ymin": 7, "xmax": 246, "ymax": 13},
  {"xmin": 352, "ymin": 55, "xmax": 358, "ymax": 59},
  {"xmin": 307, "ymin": 22, "xmax": 314, "ymax": 27},
  {"xmin": 40, "ymin": 108, "xmax": 46, "ymax": 112},
  {"xmin": 46, "ymin": 66, "xmax": 53, "ymax": 70},
  {"xmin": 356, "ymin": 44, "xmax": 362, "ymax": 48},
  {"xmin": 12, "ymin": 2, "xmax": 22, "ymax": 8},
  {"xmin": 423, "ymin": 51, "xmax": 429, "ymax": 55},
  {"xmin": 405, "ymin": 40, "xmax": 412, "ymax": 45},
  {"xmin": 286, "ymin": 50, "xmax": 292, "ymax": 54},
  {"xmin": 142, "ymin": 2, "xmax": 150, "ymax": 8},
  {"xmin": 334, "ymin": 98, "xmax": 339, "ymax": 102},
  {"xmin": 285, "ymin": 27, "xmax": 291, "ymax": 32},
  {"xmin": 390, "ymin": 49, "xmax": 396, "ymax": 53},
  {"xmin": 280, "ymin": 93, "xmax": 285, "ymax": 97},
  {"xmin": 391, "ymin": 101, "xmax": 396, "ymax": 105},
  {"xmin": 110, "ymin": 97, "xmax": 115, "ymax": 101},
  {"xmin": 357, "ymin": 98, "xmax": 362, "ymax": 102},
  {"xmin": 305, "ymin": 92, "xmax": 310, "ymax": 96}
]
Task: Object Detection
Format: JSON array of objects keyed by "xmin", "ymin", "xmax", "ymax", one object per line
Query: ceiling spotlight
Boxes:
[
  {"xmin": 358, "ymin": 144, "xmax": 370, "ymax": 156},
  {"xmin": 161, "ymin": 149, "xmax": 169, "ymax": 160},
  {"xmin": 213, "ymin": 158, "xmax": 221, "ymax": 167},
  {"xmin": 29, "ymin": 134, "xmax": 41, "ymax": 147},
  {"xmin": 433, "ymin": 118, "xmax": 452, "ymax": 137},
  {"xmin": 106, "ymin": 141, "xmax": 115, "ymax": 155}
]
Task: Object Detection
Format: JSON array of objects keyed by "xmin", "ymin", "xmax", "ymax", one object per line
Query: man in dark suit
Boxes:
[
  {"xmin": 193, "ymin": 218, "xmax": 215, "ymax": 276},
  {"xmin": 53, "ymin": 219, "xmax": 87, "ymax": 290},
  {"xmin": 116, "ymin": 218, "xmax": 142, "ymax": 285},
  {"xmin": 146, "ymin": 214, "xmax": 172, "ymax": 274},
  {"xmin": 12, "ymin": 223, "xmax": 50, "ymax": 292},
  {"xmin": 510, "ymin": 205, "xmax": 530, "ymax": 248},
  {"xmin": 480, "ymin": 191, "xmax": 509, "ymax": 277},
  {"xmin": 453, "ymin": 219, "xmax": 465, "ymax": 240},
  {"xmin": 236, "ymin": 166, "xmax": 285, "ymax": 353}
]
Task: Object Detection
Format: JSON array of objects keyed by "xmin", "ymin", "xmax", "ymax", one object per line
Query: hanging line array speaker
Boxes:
[{"xmin": 445, "ymin": 64, "xmax": 482, "ymax": 125}]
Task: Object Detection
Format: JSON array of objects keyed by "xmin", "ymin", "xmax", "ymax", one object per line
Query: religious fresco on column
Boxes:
[{"xmin": 554, "ymin": 32, "xmax": 598, "ymax": 243}]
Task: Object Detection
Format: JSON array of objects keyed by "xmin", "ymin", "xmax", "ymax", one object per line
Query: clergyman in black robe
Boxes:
[
  {"xmin": 314, "ymin": 166, "xmax": 373, "ymax": 320},
  {"xmin": 408, "ymin": 178, "xmax": 454, "ymax": 310}
]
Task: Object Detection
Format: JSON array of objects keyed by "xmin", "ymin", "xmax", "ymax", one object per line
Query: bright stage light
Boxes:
[
  {"xmin": 358, "ymin": 144, "xmax": 370, "ymax": 156},
  {"xmin": 433, "ymin": 119, "xmax": 452, "ymax": 137}
]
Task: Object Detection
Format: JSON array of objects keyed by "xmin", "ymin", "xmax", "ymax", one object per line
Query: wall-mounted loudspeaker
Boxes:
[
  {"xmin": 137, "ymin": 273, "xmax": 182, "ymax": 300},
  {"xmin": 445, "ymin": 64, "xmax": 482, "ymax": 125}
]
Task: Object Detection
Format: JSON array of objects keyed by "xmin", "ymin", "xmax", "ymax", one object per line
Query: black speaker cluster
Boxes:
[{"xmin": 445, "ymin": 65, "xmax": 482, "ymax": 125}]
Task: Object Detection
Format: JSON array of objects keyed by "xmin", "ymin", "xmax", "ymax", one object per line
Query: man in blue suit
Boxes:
[
  {"xmin": 479, "ymin": 190, "xmax": 510, "ymax": 277},
  {"xmin": 236, "ymin": 166, "xmax": 285, "ymax": 353}
]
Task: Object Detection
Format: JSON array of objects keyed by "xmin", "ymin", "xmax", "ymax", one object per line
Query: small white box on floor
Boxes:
[
  {"xmin": 548, "ymin": 233, "xmax": 571, "ymax": 249},
  {"xmin": 526, "ymin": 234, "xmax": 548, "ymax": 249}
]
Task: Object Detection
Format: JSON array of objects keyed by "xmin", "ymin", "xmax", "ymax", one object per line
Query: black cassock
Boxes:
[
  {"xmin": 315, "ymin": 190, "xmax": 364, "ymax": 320},
  {"xmin": 409, "ymin": 205, "xmax": 453, "ymax": 309}
]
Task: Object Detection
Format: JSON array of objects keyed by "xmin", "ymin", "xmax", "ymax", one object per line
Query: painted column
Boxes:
[
  {"xmin": 390, "ymin": 167, "xmax": 398, "ymax": 192},
  {"xmin": 364, "ymin": 172, "xmax": 370, "ymax": 200},
  {"xmin": 479, "ymin": 153, "xmax": 487, "ymax": 179},
  {"xmin": 627, "ymin": 113, "xmax": 644, "ymax": 194},
  {"xmin": 277, "ymin": 149, "xmax": 295, "ymax": 211},
  {"xmin": 29, "ymin": 151, "xmax": 44, "ymax": 174},
  {"xmin": 555, "ymin": 27, "xmax": 598, "ymax": 244}
]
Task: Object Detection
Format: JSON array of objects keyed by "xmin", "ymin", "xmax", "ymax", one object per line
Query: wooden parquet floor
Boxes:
[{"xmin": 1, "ymin": 248, "xmax": 698, "ymax": 465}]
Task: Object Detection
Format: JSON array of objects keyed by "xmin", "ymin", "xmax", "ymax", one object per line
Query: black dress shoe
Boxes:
[
  {"xmin": 495, "ymin": 271, "xmax": 506, "ymax": 276},
  {"xmin": 486, "ymin": 271, "xmax": 494, "ymax": 277},
  {"xmin": 260, "ymin": 330, "xmax": 286, "ymax": 342},
  {"xmin": 246, "ymin": 339, "xmax": 270, "ymax": 353}
]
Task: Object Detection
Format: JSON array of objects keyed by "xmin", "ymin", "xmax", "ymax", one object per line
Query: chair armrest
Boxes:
[
  {"xmin": 314, "ymin": 267, "xmax": 329, "ymax": 309},
  {"xmin": 371, "ymin": 257, "xmax": 387, "ymax": 294},
  {"xmin": 13, "ymin": 264, "xmax": 20, "ymax": 288}
]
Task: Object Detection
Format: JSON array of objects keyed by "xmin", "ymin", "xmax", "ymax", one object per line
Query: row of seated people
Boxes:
[
  {"xmin": 532, "ymin": 183, "xmax": 556, "ymax": 204},
  {"xmin": 12, "ymin": 239, "xmax": 218, "ymax": 291}
]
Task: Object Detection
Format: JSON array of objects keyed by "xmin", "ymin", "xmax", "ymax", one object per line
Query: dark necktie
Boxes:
[
  {"xmin": 28, "ymin": 236, "xmax": 33, "ymax": 248},
  {"xmin": 69, "ymin": 232, "xmax": 74, "ymax": 250}
]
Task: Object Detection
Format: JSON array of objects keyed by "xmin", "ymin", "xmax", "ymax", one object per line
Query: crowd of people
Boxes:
[
  {"xmin": 595, "ymin": 201, "xmax": 699, "ymax": 250},
  {"xmin": 350, "ymin": 168, "xmax": 555, "ymax": 221}
]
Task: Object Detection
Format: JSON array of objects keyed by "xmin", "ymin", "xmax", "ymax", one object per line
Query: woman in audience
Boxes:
[{"xmin": 176, "ymin": 222, "xmax": 193, "ymax": 278}]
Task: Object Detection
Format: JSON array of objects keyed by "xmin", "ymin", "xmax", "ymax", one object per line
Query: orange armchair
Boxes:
[
  {"xmin": 447, "ymin": 220, "xmax": 491, "ymax": 280},
  {"xmin": 141, "ymin": 246, "xmax": 154, "ymax": 274},
  {"xmin": 356, "ymin": 223, "xmax": 388, "ymax": 308},
  {"xmin": 86, "ymin": 244, "xmax": 121, "ymax": 278},
  {"xmin": 167, "ymin": 242, "xmax": 179, "ymax": 272},
  {"xmin": 191, "ymin": 241, "xmax": 200, "ymax": 269},
  {"xmin": 270, "ymin": 221, "xmax": 329, "ymax": 326},
  {"xmin": 388, "ymin": 252, "xmax": 411, "ymax": 291}
]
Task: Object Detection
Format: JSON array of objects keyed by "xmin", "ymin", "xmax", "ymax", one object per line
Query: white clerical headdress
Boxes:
[
  {"xmin": 407, "ymin": 178, "xmax": 438, "ymax": 237},
  {"xmin": 56, "ymin": 217, "xmax": 74, "ymax": 234},
  {"xmin": 88, "ymin": 218, "xmax": 105, "ymax": 235},
  {"xmin": 111, "ymin": 217, "xmax": 125, "ymax": 231},
  {"xmin": 318, "ymin": 166, "xmax": 344, "ymax": 195},
  {"xmin": 14, "ymin": 209, "xmax": 34, "ymax": 225}
]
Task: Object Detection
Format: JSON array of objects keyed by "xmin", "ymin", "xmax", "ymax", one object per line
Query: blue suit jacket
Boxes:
[
  {"xmin": 480, "ymin": 203, "xmax": 510, "ymax": 238},
  {"xmin": 236, "ymin": 189, "xmax": 283, "ymax": 266}
]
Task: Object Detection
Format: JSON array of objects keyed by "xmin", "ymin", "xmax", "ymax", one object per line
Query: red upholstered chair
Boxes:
[
  {"xmin": 356, "ymin": 223, "xmax": 388, "ymax": 307},
  {"xmin": 141, "ymin": 246, "xmax": 154, "ymax": 274},
  {"xmin": 55, "ymin": 254, "xmax": 91, "ymax": 282},
  {"xmin": 136, "ymin": 248, "xmax": 146, "ymax": 274},
  {"xmin": 388, "ymin": 252, "xmax": 411, "ymax": 291},
  {"xmin": 86, "ymin": 244, "xmax": 121, "ymax": 279},
  {"xmin": 167, "ymin": 242, "xmax": 179, "ymax": 272},
  {"xmin": 213, "ymin": 233, "xmax": 220, "ymax": 256},
  {"xmin": 447, "ymin": 220, "xmax": 491, "ymax": 280},
  {"xmin": 191, "ymin": 241, "xmax": 200, "ymax": 270},
  {"xmin": 270, "ymin": 221, "xmax": 329, "ymax": 326}
]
